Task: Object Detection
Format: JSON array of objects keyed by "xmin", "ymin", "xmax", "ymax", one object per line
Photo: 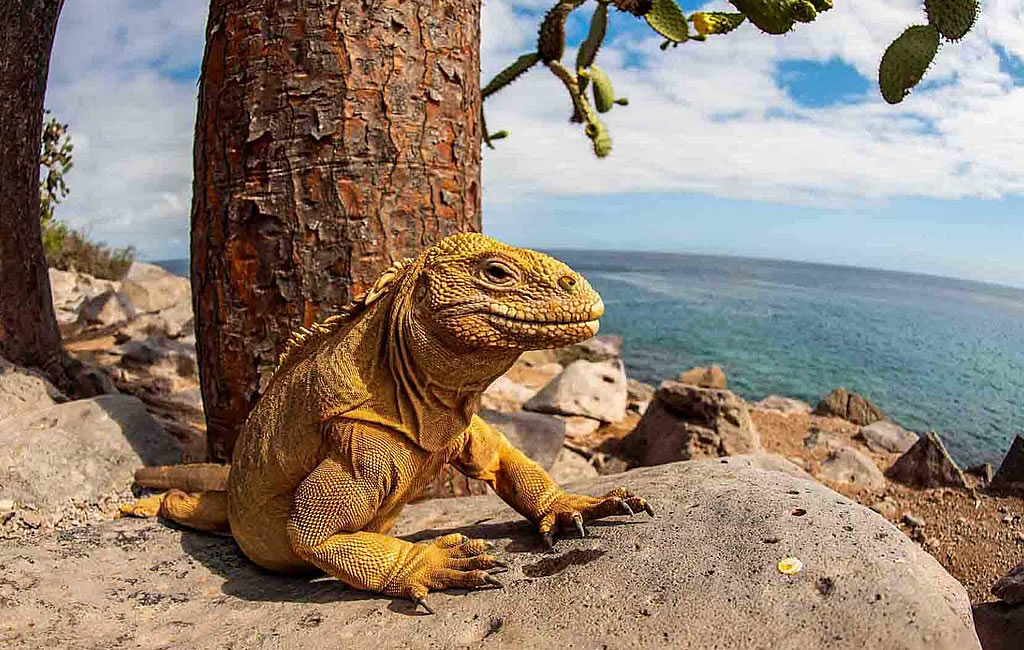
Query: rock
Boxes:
[
  {"xmin": 756, "ymin": 395, "xmax": 812, "ymax": 415},
  {"xmin": 803, "ymin": 426, "xmax": 834, "ymax": 449},
  {"xmin": 120, "ymin": 302, "xmax": 194, "ymax": 339},
  {"xmin": 992, "ymin": 562, "xmax": 1024, "ymax": 605},
  {"xmin": 120, "ymin": 261, "xmax": 191, "ymax": 314},
  {"xmin": 818, "ymin": 446, "xmax": 887, "ymax": 491},
  {"xmin": 870, "ymin": 498, "xmax": 899, "ymax": 520},
  {"xmin": 65, "ymin": 360, "xmax": 120, "ymax": 397},
  {"xmin": 626, "ymin": 378, "xmax": 655, "ymax": 414},
  {"xmin": 0, "ymin": 395, "xmax": 181, "ymax": 513},
  {"xmin": 860, "ymin": 420, "xmax": 918, "ymax": 454},
  {"xmin": 0, "ymin": 459, "xmax": 981, "ymax": 649},
  {"xmin": 524, "ymin": 359, "xmax": 627, "ymax": 424},
  {"xmin": 902, "ymin": 513, "xmax": 925, "ymax": 529},
  {"xmin": 723, "ymin": 452, "xmax": 813, "ymax": 480},
  {"xmin": 0, "ymin": 355, "xmax": 67, "ymax": 421},
  {"xmin": 973, "ymin": 602, "xmax": 1024, "ymax": 650},
  {"xmin": 992, "ymin": 435, "xmax": 1024, "ymax": 491},
  {"xmin": 548, "ymin": 448, "xmax": 599, "ymax": 484},
  {"xmin": 555, "ymin": 334, "xmax": 623, "ymax": 365},
  {"xmin": 621, "ymin": 380, "xmax": 760, "ymax": 465},
  {"xmin": 517, "ymin": 349, "xmax": 559, "ymax": 367},
  {"xmin": 557, "ymin": 415, "xmax": 601, "ymax": 439},
  {"xmin": 478, "ymin": 409, "xmax": 565, "ymax": 470},
  {"xmin": 48, "ymin": 267, "xmax": 119, "ymax": 325},
  {"xmin": 813, "ymin": 388, "xmax": 886, "ymax": 426},
  {"xmin": 480, "ymin": 376, "xmax": 537, "ymax": 413},
  {"xmin": 76, "ymin": 290, "xmax": 136, "ymax": 326},
  {"xmin": 677, "ymin": 364, "xmax": 727, "ymax": 389},
  {"xmin": 966, "ymin": 463, "xmax": 994, "ymax": 484},
  {"xmin": 885, "ymin": 431, "xmax": 968, "ymax": 489},
  {"xmin": 117, "ymin": 336, "xmax": 198, "ymax": 380}
]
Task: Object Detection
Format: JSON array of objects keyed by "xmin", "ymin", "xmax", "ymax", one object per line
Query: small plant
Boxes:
[
  {"xmin": 481, "ymin": 0, "xmax": 979, "ymax": 156},
  {"xmin": 39, "ymin": 112, "xmax": 135, "ymax": 280}
]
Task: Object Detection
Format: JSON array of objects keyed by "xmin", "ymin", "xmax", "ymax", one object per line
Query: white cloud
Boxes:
[{"xmin": 44, "ymin": 0, "xmax": 1024, "ymax": 259}]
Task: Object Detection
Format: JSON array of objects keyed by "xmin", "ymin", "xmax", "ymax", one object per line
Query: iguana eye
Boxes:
[{"xmin": 480, "ymin": 260, "xmax": 516, "ymax": 286}]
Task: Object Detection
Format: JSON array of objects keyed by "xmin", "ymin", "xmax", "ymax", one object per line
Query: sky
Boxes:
[{"xmin": 45, "ymin": 0, "xmax": 1024, "ymax": 288}]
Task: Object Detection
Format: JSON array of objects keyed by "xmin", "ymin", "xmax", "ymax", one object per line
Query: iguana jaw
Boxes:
[
  {"xmin": 481, "ymin": 297, "xmax": 604, "ymax": 346},
  {"xmin": 484, "ymin": 298, "xmax": 604, "ymax": 324}
]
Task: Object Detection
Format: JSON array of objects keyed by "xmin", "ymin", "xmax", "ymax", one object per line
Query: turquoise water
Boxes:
[{"xmin": 154, "ymin": 253, "xmax": 1024, "ymax": 466}]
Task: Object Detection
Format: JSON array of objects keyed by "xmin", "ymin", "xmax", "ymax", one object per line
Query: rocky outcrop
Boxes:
[
  {"xmin": 480, "ymin": 376, "xmax": 538, "ymax": 413},
  {"xmin": 885, "ymin": 431, "xmax": 968, "ymax": 489},
  {"xmin": 48, "ymin": 267, "xmax": 119, "ymax": 325},
  {"xmin": 622, "ymin": 380, "xmax": 760, "ymax": 466},
  {"xmin": 0, "ymin": 459, "xmax": 980, "ymax": 649},
  {"xmin": 813, "ymin": 388, "xmax": 886, "ymax": 426},
  {"xmin": 479, "ymin": 409, "xmax": 565, "ymax": 471},
  {"xmin": 0, "ymin": 356, "xmax": 67, "ymax": 421},
  {"xmin": 861, "ymin": 420, "xmax": 918, "ymax": 454},
  {"xmin": 524, "ymin": 359, "xmax": 628, "ymax": 423},
  {"xmin": 818, "ymin": 446, "xmax": 887, "ymax": 491},
  {"xmin": 756, "ymin": 395, "xmax": 812, "ymax": 415},
  {"xmin": 626, "ymin": 378, "xmax": 655, "ymax": 413},
  {"xmin": 677, "ymin": 364, "xmax": 727, "ymax": 389},
  {"xmin": 991, "ymin": 435, "xmax": 1024, "ymax": 491},
  {"xmin": 77, "ymin": 290, "xmax": 136, "ymax": 326},
  {"xmin": 0, "ymin": 395, "xmax": 181, "ymax": 515},
  {"xmin": 555, "ymin": 334, "xmax": 623, "ymax": 365},
  {"xmin": 548, "ymin": 448, "xmax": 599, "ymax": 484},
  {"xmin": 118, "ymin": 262, "xmax": 194, "ymax": 339},
  {"xmin": 117, "ymin": 335, "xmax": 198, "ymax": 384}
]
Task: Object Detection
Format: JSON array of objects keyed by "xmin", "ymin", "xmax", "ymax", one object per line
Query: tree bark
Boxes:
[
  {"xmin": 192, "ymin": 0, "xmax": 483, "ymax": 460},
  {"xmin": 0, "ymin": 0, "xmax": 66, "ymax": 379}
]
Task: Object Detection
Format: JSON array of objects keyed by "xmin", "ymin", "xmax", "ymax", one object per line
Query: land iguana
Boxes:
[{"xmin": 123, "ymin": 233, "xmax": 653, "ymax": 613}]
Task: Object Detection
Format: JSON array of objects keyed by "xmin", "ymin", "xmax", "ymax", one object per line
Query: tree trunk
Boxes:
[
  {"xmin": 192, "ymin": 0, "xmax": 483, "ymax": 461},
  {"xmin": 0, "ymin": 0, "xmax": 66, "ymax": 380}
]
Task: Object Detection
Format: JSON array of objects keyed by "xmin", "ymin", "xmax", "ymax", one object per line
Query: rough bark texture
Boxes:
[
  {"xmin": 0, "ymin": 0, "xmax": 65, "ymax": 378},
  {"xmin": 192, "ymin": 0, "xmax": 483, "ymax": 461}
]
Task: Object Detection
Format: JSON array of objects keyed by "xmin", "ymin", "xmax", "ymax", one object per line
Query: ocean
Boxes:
[{"xmin": 153, "ymin": 252, "xmax": 1024, "ymax": 466}]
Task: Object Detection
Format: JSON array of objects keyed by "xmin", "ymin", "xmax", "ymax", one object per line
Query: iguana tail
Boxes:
[{"xmin": 119, "ymin": 464, "xmax": 232, "ymax": 536}]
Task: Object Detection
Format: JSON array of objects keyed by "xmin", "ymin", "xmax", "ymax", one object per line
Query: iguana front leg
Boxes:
[
  {"xmin": 286, "ymin": 445, "xmax": 504, "ymax": 612},
  {"xmin": 453, "ymin": 415, "xmax": 654, "ymax": 548}
]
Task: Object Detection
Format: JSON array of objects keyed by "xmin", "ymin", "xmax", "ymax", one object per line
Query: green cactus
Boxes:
[
  {"xmin": 809, "ymin": 0, "xmax": 833, "ymax": 11},
  {"xmin": 924, "ymin": 0, "xmax": 978, "ymax": 42},
  {"xmin": 577, "ymin": 2, "xmax": 610, "ymax": 75},
  {"xmin": 586, "ymin": 120, "xmax": 613, "ymax": 157},
  {"xmin": 690, "ymin": 12, "xmax": 747, "ymax": 36},
  {"xmin": 645, "ymin": 0, "xmax": 689, "ymax": 43},
  {"xmin": 791, "ymin": 1, "xmax": 817, "ymax": 23},
  {"xmin": 539, "ymin": 1, "xmax": 586, "ymax": 62},
  {"xmin": 878, "ymin": 24, "xmax": 940, "ymax": 104},
  {"xmin": 590, "ymin": 66, "xmax": 617, "ymax": 113},
  {"xmin": 482, "ymin": 53, "xmax": 541, "ymax": 100},
  {"xmin": 727, "ymin": 0, "xmax": 824, "ymax": 35}
]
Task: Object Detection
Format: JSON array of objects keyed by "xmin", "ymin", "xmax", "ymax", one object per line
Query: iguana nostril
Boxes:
[{"xmin": 558, "ymin": 275, "xmax": 577, "ymax": 293}]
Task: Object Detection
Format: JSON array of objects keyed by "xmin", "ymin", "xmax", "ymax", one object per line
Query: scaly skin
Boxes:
[{"xmin": 123, "ymin": 233, "xmax": 653, "ymax": 612}]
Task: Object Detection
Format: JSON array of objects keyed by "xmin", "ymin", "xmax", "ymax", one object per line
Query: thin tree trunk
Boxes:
[
  {"xmin": 192, "ymin": 0, "xmax": 482, "ymax": 460},
  {"xmin": 0, "ymin": 0, "xmax": 66, "ymax": 381}
]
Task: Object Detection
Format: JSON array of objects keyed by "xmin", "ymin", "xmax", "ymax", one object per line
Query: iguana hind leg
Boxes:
[{"xmin": 119, "ymin": 490, "xmax": 231, "ymax": 536}]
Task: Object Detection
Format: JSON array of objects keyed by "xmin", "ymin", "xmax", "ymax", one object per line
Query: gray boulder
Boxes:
[
  {"xmin": 886, "ymin": 431, "xmax": 968, "ymax": 489},
  {"xmin": 480, "ymin": 376, "xmax": 537, "ymax": 413},
  {"xmin": 0, "ymin": 356, "xmax": 67, "ymax": 421},
  {"xmin": 818, "ymin": 446, "xmax": 887, "ymax": 491},
  {"xmin": 555, "ymin": 334, "xmax": 623, "ymax": 365},
  {"xmin": 622, "ymin": 380, "xmax": 760, "ymax": 465},
  {"xmin": 77, "ymin": 290, "xmax": 136, "ymax": 326},
  {"xmin": 479, "ymin": 409, "xmax": 565, "ymax": 471},
  {"xmin": 524, "ymin": 358, "xmax": 627, "ymax": 423},
  {"xmin": 627, "ymin": 378, "xmax": 656, "ymax": 414},
  {"xmin": 861, "ymin": 420, "xmax": 918, "ymax": 454},
  {"xmin": 992, "ymin": 434, "xmax": 1024, "ymax": 491},
  {"xmin": 117, "ymin": 336, "xmax": 198, "ymax": 380},
  {"xmin": 677, "ymin": 364, "xmax": 727, "ymax": 389},
  {"xmin": 0, "ymin": 395, "xmax": 181, "ymax": 511},
  {"xmin": 48, "ymin": 267, "xmax": 119, "ymax": 325},
  {"xmin": 120, "ymin": 261, "xmax": 191, "ymax": 314},
  {"xmin": 756, "ymin": 395, "xmax": 813, "ymax": 415},
  {"xmin": 992, "ymin": 561, "xmax": 1024, "ymax": 605},
  {"xmin": 0, "ymin": 458, "xmax": 980, "ymax": 649},
  {"xmin": 548, "ymin": 448, "xmax": 599, "ymax": 484},
  {"xmin": 814, "ymin": 387, "xmax": 886, "ymax": 425}
]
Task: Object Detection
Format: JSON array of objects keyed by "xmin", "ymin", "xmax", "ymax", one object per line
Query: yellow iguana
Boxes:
[{"xmin": 123, "ymin": 233, "xmax": 652, "ymax": 613}]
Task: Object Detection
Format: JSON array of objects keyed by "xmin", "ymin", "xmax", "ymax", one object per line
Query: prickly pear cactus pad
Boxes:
[
  {"xmin": 924, "ymin": 0, "xmax": 978, "ymax": 41},
  {"xmin": 645, "ymin": 0, "xmax": 690, "ymax": 42},
  {"xmin": 878, "ymin": 24, "xmax": 941, "ymax": 104}
]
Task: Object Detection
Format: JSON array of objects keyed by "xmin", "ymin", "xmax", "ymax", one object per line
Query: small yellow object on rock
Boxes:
[{"xmin": 778, "ymin": 557, "xmax": 803, "ymax": 575}]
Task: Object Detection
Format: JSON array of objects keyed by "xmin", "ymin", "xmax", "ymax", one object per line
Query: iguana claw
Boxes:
[
  {"xmin": 484, "ymin": 574, "xmax": 505, "ymax": 588},
  {"xmin": 416, "ymin": 597, "xmax": 434, "ymax": 614},
  {"xmin": 572, "ymin": 512, "xmax": 587, "ymax": 538}
]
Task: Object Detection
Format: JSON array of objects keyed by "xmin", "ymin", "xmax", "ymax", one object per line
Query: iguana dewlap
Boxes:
[{"xmin": 126, "ymin": 233, "xmax": 652, "ymax": 612}]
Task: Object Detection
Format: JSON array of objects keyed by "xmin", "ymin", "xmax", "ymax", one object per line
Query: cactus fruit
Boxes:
[
  {"xmin": 577, "ymin": 2, "xmax": 610, "ymax": 74},
  {"xmin": 691, "ymin": 12, "xmax": 747, "ymax": 36},
  {"xmin": 878, "ymin": 24, "xmax": 940, "ymax": 104},
  {"xmin": 924, "ymin": 0, "xmax": 977, "ymax": 41},
  {"xmin": 645, "ymin": 0, "xmax": 690, "ymax": 42},
  {"xmin": 482, "ymin": 53, "xmax": 541, "ymax": 99},
  {"xmin": 590, "ymin": 65, "xmax": 617, "ymax": 112},
  {"xmin": 585, "ymin": 120, "xmax": 613, "ymax": 157}
]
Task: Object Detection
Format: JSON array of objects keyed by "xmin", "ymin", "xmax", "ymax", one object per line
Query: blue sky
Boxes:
[{"xmin": 46, "ymin": 0, "xmax": 1024, "ymax": 288}]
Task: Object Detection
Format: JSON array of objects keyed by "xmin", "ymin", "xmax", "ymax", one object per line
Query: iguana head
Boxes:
[{"xmin": 405, "ymin": 233, "xmax": 604, "ymax": 352}]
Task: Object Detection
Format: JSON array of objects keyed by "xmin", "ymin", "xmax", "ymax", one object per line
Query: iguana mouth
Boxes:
[{"xmin": 484, "ymin": 298, "xmax": 604, "ymax": 325}]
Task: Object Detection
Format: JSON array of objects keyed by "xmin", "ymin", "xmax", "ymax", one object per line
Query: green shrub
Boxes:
[{"xmin": 40, "ymin": 112, "xmax": 135, "ymax": 281}]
